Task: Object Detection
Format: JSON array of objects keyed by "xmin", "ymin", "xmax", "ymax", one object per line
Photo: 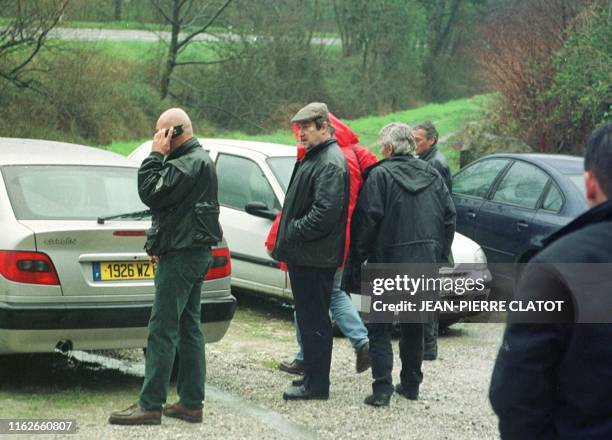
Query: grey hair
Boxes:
[
  {"xmin": 414, "ymin": 121, "xmax": 439, "ymax": 144},
  {"xmin": 378, "ymin": 122, "xmax": 417, "ymax": 157}
]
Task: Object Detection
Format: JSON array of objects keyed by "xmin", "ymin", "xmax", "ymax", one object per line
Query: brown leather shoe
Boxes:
[
  {"xmin": 278, "ymin": 359, "xmax": 304, "ymax": 375},
  {"xmin": 108, "ymin": 403, "xmax": 161, "ymax": 425},
  {"xmin": 163, "ymin": 401, "xmax": 203, "ymax": 423}
]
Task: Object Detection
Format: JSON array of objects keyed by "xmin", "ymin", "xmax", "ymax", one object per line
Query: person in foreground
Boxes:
[
  {"xmin": 109, "ymin": 108, "xmax": 222, "ymax": 425},
  {"xmin": 273, "ymin": 102, "xmax": 349, "ymax": 401},
  {"xmin": 489, "ymin": 123, "xmax": 612, "ymax": 439},
  {"xmin": 345, "ymin": 122, "xmax": 455, "ymax": 407}
]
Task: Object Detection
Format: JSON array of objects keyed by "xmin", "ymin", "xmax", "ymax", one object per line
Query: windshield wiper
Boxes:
[{"xmin": 97, "ymin": 209, "xmax": 152, "ymax": 224}]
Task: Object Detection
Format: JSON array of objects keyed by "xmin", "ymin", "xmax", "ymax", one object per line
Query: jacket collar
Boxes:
[
  {"xmin": 419, "ymin": 144, "xmax": 438, "ymax": 162},
  {"xmin": 303, "ymin": 137, "xmax": 337, "ymax": 159},
  {"xmin": 541, "ymin": 199, "xmax": 612, "ymax": 248},
  {"xmin": 166, "ymin": 137, "xmax": 201, "ymax": 161}
]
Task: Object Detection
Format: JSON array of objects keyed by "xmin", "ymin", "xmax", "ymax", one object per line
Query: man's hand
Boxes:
[
  {"xmin": 152, "ymin": 126, "xmax": 173, "ymax": 155},
  {"xmin": 151, "ymin": 255, "xmax": 160, "ymax": 265}
]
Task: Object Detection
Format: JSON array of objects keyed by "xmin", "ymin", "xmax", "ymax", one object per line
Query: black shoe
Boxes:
[
  {"xmin": 364, "ymin": 393, "xmax": 391, "ymax": 407},
  {"xmin": 278, "ymin": 359, "xmax": 305, "ymax": 375},
  {"xmin": 291, "ymin": 378, "xmax": 304, "ymax": 386},
  {"xmin": 395, "ymin": 383, "xmax": 419, "ymax": 400},
  {"xmin": 355, "ymin": 342, "xmax": 371, "ymax": 373},
  {"xmin": 282, "ymin": 385, "xmax": 328, "ymax": 401}
]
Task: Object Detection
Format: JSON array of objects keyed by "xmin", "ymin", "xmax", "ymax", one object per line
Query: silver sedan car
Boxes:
[
  {"xmin": 0, "ymin": 138, "xmax": 235, "ymax": 354},
  {"xmin": 131, "ymin": 139, "xmax": 491, "ymax": 323}
]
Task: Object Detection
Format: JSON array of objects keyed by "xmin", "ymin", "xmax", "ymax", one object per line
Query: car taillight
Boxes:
[
  {"xmin": 204, "ymin": 247, "xmax": 231, "ymax": 281},
  {"xmin": 0, "ymin": 251, "xmax": 60, "ymax": 285}
]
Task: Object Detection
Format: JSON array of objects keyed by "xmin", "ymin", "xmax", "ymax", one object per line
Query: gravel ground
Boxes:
[{"xmin": 1, "ymin": 293, "xmax": 505, "ymax": 439}]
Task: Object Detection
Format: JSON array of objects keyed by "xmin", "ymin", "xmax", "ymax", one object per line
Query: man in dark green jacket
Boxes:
[
  {"xmin": 413, "ymin": 121, "xmax": 453, "ymax": 360},
  {"xmin": 110, "ymin": 108, "xmax": 222, "ymax": 425}
]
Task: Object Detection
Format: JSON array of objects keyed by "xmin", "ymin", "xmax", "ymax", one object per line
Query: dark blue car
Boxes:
[{"xmin": 452, "ymin": 154, "xmax": 588, "ymax": 290}]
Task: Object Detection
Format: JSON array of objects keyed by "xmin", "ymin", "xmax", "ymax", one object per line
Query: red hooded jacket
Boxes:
[{"xmin": 265, "ymin": 113, "xmax": 377, "ymax": 270}]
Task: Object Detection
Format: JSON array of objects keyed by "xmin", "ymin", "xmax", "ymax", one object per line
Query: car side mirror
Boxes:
[{"xmin": 245, "ymin": 201, "xmax": 278, "ymax": 220}]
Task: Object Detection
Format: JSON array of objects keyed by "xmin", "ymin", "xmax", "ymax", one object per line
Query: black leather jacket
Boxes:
[
  {"xmin": 273, "ymin": 138, "xmax": 349, "ymax": 268},
  {"xmin": 138, "ymin": 138, "xmax": 222, "ymax": 255}
]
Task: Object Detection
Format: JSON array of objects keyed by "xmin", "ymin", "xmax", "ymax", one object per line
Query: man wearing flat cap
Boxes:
[{"xmin": 273, "ymin": 102, "xmax": 349, "ymax": 400}]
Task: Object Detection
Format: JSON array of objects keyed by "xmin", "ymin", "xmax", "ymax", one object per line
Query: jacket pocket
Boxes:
[
  {"xmin": 194, "ymin": 202, "xmax": 223, "ymax": 244},
  {"xmin": 144, "ymin": 225, "xmax": 160, "ymax": 255}
]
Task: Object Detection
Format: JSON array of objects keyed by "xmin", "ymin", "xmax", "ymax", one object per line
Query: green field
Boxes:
[{"xmin": 105, "ymin": 94, "xmax": 489, "ymax": 171}]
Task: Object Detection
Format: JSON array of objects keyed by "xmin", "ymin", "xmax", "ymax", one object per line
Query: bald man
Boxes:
[{"xmin": 110, "ymin": 108, "xmax": 223, "ymax": 425}]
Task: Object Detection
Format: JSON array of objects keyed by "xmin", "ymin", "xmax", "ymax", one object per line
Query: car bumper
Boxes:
[{"xmin": 0, "ymin": 295, "xmax": 236, "ymax": 354}]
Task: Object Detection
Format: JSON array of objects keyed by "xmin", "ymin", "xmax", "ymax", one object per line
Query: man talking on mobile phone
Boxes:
[{"xmin": 109, "ymin": 108, "xmax": 222, "ymax": 425}]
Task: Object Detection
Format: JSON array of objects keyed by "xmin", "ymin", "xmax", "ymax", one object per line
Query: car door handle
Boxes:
[
  {"xmin": 466, "ymin": 211, "xmax": 477, "ymax": 219},
  {"xmin": 517, "ymin": 220, "xmax": 529, "ymax": 230}
]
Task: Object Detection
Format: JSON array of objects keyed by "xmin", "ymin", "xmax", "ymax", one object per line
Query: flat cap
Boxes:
[{"xmin": 291, "ymin": 102, "xmax": 329, "ymax": 123}]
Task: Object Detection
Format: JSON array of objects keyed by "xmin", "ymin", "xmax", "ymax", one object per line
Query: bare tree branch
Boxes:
[
  {"xmin": 177, "ymin": 0, "xmax": 233, "ymax": 50},
  {"xmin": 0, "ymin": 0, "xmax": 68, "ymax": 89}
]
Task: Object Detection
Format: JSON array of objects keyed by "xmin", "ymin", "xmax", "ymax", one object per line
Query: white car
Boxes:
[
  {"xmin": 130, "ymin": 139, "xmax": 491, "ymax": 322},
  {"xmin": 0, "ymin": 138, "xmax": 235, "ymax": 354}
]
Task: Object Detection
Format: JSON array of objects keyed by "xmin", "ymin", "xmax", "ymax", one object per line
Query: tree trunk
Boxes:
[
  {"xmin": 160, "ymin": 0, "xmax": 181, "ymax": 100},
  {"xmin": 114, "ymin": 0, "xmax": 122, "ymax": 20}
]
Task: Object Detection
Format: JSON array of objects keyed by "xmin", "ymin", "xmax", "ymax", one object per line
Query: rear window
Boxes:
[{"xmin": 1, "ymin": 165, "xmax": 147, "ymax": 220}]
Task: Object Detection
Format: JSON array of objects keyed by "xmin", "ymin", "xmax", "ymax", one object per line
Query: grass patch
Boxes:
[
  {"xmin": 46, "ymin": 39, "xmax": 220, "ymax": 63},
  {"xmin": 105, "ymin": 94, "xmax": 489, "ymax": 172}
]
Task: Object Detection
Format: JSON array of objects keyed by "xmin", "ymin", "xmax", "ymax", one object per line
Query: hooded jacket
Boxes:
[
  {"xmin": 138, "ymin": 138, "xmax": 222, "ymax": 255},
  {"xmin": 272, "ymin": 138, "xmax": 349, "ymax": 268},
  {"xmin": 344, "ymin": 155, "xmax": 456, "ymax": 293}
]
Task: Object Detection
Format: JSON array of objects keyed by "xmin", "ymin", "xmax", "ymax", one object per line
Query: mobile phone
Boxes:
[{"xmin": 164, "ymin": 125, "xmax": 184, "ymax": 139}]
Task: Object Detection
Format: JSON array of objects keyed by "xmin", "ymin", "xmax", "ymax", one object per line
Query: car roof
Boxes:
[
  {"xmin": 201, "ymin": 139, "xmax": 296, "ymax": 158},
  {"xmin": 485, "ymin": 153, "xmax": 583, "ymax": 174},
  {"xmin": 0, "ymin": 137, "xmax": 137, "ymax": 167}
]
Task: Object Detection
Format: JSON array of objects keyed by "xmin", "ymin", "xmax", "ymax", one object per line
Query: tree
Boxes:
[
  {"xmin": 419, "ymin": 0, "xmax": 489, "ymax": 101},
  {"xmin": 480, "ymin": 0, "xmax": 598, "ymax": 153},
  {"xmin": 114, "ymin": 0, "xmax": 122, "ymax": 20},
  {"xmin": 151, "ymin": 0, "xmax": 234, "ymax": 100},
  {"xmin": 0, "ymin": 0, "xmax": 68, "ymax": 89},
  {"xmin": 331, "ymin": 0, "xmax": 425, "ymax": 113}
]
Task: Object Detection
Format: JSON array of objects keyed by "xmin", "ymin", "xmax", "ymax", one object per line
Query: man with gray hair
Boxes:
[{"xmin": 345, "ymin": 122, "xmax": 455, "ymax": 406}]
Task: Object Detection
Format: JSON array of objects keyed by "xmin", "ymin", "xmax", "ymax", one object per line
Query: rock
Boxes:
[{"xmin": 449, "ymin": 121, "xmax": 532, "ymax": 169}]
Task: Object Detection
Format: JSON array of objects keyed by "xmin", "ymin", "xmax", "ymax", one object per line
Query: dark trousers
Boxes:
[
  {"xmin": 424, "ymin": 314, "xmax": 439, "ymax": 356},
  {"xmin": 367, "ymin": 322, "xmax": 424, "ymax": 395},
  {"xmin": 139, "ymin": 248, "xmax": 212, "ymax": 410},
  {"xmin": 287, "ymin": 264, "xmax": 336, "ymax": 393}
]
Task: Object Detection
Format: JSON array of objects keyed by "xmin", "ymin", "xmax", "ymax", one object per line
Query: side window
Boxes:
[
  {"xmin": 453, "ymin": 159, "xmax": 509, "ymax": 198},
  {"xmin": 491, "ymin": 161, "xmax": 549, "ymax": 209},
  {"xmin": 215, "ymin": 154, "xmax": 279, "ymax": 211},
  {"xmin": 542, "ymin": 183, "xmax": 563, "ymax": 212}
]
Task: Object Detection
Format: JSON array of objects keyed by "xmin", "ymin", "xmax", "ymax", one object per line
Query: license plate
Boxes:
[{"xmin": 92, "ymin": 261, "xmax": 156, "ymax": 281}]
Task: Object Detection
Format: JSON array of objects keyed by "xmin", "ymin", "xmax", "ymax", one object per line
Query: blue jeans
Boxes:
[{"xmin": 294, "ymin": 269, "xmax": 368, "ymax": 362}]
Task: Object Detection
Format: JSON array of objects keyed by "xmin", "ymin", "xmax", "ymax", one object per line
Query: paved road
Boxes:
[{"xmin": 48, "ymin": 27, "xmax": 340, "ymax": 45}]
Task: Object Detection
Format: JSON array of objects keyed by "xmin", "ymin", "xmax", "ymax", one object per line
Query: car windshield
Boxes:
[
  {"xmin": 266, "ymin": 157, "xmax": 295, "ymax": 192},
  {"xmin": 1, "ymin": 165, "xmax": 147, "ymax": 220},
  {"xmin": 566, "ymin": 174, "xmax": 586, "ymax": 198}
]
